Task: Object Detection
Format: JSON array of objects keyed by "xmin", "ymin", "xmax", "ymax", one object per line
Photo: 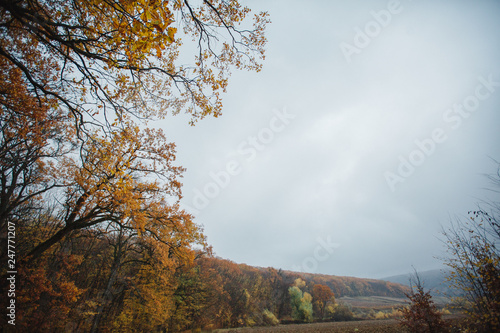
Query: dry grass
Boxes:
[{"xmin": 338, "ymin": 296, "xmax": 407, "ymax": 310}]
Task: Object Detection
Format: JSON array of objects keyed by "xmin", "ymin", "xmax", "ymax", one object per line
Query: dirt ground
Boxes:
[
  {"xmin": 218, "ymin": 319, "xmax": 401, "ymax": 332},
  {"xmin": 216, "ymin": 315, "xmax": 465, "ymax": 333}
]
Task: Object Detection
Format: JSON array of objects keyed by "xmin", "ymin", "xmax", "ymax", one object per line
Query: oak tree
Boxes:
[{"xmin": 0, "ymin": 0, "xmax": 269, "ymax": 128}]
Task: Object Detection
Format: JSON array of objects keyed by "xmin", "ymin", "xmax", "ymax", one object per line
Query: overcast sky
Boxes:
[{"xmin": 160, "ymin": 0, "xmax": 500, "ymax": 279}]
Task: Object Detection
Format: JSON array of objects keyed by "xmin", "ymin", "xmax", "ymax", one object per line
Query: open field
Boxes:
[
  {"xmin": 338, "ymin": 295, "xmax": 449, "ymax": 309},
  {"xmin": 216, "ymin": 315, "xmax": 465, "ymax": 333},
  {"xmin": 338, "ymin": 296, "xmax": 407, "ymax": 310}
]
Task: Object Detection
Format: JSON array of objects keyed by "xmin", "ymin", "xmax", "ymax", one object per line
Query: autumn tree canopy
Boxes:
[
  {"xmin": 0, "ymin": 0, "xmax": 270, "ymax": 128},
  {"xmin": 312, "ymin": 284, "xmax": 335, "ymax": 319},
  {"xmin": 0, "ymin": 0, "xmax": 269, "ymax": 258},
  {"xmin": 0, "ymin": 1, "xmax": 269, "ymax": 330}
]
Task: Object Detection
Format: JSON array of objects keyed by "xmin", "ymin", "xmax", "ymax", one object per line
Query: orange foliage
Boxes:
[
  {"xmin": 312, "ymin": 284, "xmax": 335, "ymax": 319},
  {"xmin": 16, "ymin": 254, "xmax": 83, "ymax": 331}
]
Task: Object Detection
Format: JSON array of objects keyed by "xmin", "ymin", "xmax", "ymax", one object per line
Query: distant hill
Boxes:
[
  {"xmin": 290, "ymin": 271, "xmax": 409, "ymax": 298},
  {"xmin": 220, "ymin": 258, "xmax": 409, "ymax": 298},
  {"xmin": 381, "ymin": 269, "xmax": 460, "ymax": 296}
]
